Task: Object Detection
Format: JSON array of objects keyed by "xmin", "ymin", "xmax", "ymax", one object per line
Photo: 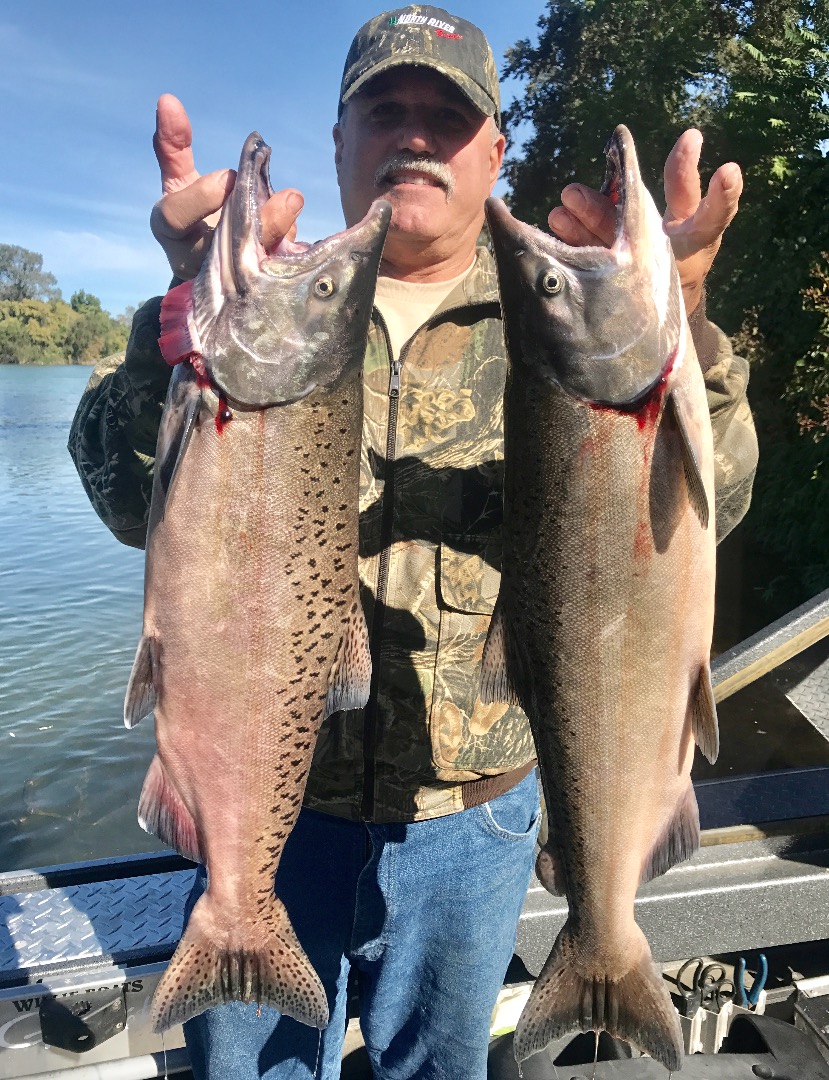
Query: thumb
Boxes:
[
  {"xmin": 151, "ymin": 169, "xmax": 236, "ymax": 241},
  {"xmin": 262, "ymin": 189, "xmax": 305, "ymax": 251},
  {"xmin": 154, "ymin": 94, "xmax": 198, "ymax": 193}
]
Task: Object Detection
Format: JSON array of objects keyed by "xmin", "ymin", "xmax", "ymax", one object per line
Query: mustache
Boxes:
[{"xmin": 374, "ymin": 153, "xmax": 455, "ymax": 200}]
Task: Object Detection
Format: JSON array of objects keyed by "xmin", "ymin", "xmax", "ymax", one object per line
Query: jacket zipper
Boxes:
[{"xmin": 360, "ymin": 300, "xmax": 500, "ymax": 821}]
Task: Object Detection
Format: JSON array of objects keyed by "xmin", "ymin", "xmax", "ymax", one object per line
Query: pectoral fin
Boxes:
[
  {"xmin": 156, "ymin": 369, "xmax": 201, "ymax": 514},
  {"xmin": 667, "ymin": 386, "xmax": 710, "ymax": 530}
]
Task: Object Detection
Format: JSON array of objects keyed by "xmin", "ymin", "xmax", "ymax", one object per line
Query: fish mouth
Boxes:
[
  {"xmin": 270, "ymin": 200, "xmax": 393, "ymax": 272},
  {"xmin": 222, "ymin": 132, "xmax": 392, "ymax": 276},
  {"xmin": 485, "ymin": 123, "xmax": 681, "ymax": 409},
  {"xmin": 192, "ymin": 132, "xmax": 391, "ymax": 409},
  {"xmin": 600, "ymin": 125, "xmax": 626, "ymax": 220},
  {"xmin": 602, "ymin": 124, "xmax": 653, "ymax": 258}
]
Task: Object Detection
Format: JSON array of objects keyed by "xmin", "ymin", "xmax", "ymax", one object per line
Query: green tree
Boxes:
[
  {"xmin": 0, "ymin": 299, "xmax": 76, "ymax": 364},
  {"xmin": 64, "ymin": 291, "xmax": 128, "ymax": 363},
  {"xmin": 116, "ymin": 304, "xmax": 137, "ymax": 327},
  {"xmin": 0, "ymin": 244, "xmax": 61, "ymax": 302},
  {"xmin": 0, "ymin": 294, "xmax": 129, "ymax": 365},
  {"xmin": 502, "ymin": 0, "xmax": 746, "ymax": 222},
  {"xmin": 503, "ymin": 0, "xmax": 829, "ymax": 605}
]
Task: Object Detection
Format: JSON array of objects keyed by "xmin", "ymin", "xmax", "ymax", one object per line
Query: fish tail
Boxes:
[
  {"xmin": 514, "ymin": 921, "xmax": 682, "ymax": 1071},
  {"xmin": 151, "ymin": 888, "xmax": 329, "ymax": 1033}
]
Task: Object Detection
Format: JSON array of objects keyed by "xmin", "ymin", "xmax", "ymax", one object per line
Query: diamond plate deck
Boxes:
[
  {"xmin": 0, "ymin": 869, "xmax": 195, "ymax": 986},
  {"xmin": 773, "ymin": 637, "xmax": 829, "ymax": 740}
]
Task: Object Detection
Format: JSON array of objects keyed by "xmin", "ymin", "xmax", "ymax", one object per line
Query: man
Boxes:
[{"xmin": 69, "ymin": 7, "xmax": 758, "ymax": 1079}]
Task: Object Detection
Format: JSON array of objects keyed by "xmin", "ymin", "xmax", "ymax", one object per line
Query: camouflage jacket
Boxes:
[{"xmin": 68, "ymin": 246, "xmax": 758, "ymax": 823}]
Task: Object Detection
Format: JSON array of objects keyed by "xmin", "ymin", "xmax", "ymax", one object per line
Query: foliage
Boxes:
[
  {"xmin": 116, "ymin": 304, "xmax": 137, "ymax": 327},
  {"xmin": 0, "ymin": 294, "xmax": 129, "ymax": 365},
  {"xmin": 0, "ymin": 244, "xmax": 61, "ymax": 302},
  {"xmin": 0, "ymin": 247, "xmax": 130, "ymax": 364},
  {"xmin": 503, "ymin": 0, "xmax": 829, "ymax": 604}
]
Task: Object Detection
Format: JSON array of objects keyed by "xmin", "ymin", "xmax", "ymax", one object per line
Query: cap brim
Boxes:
[{"xmin": 341, "ymin": 56, "xmax": 498, "ymax": 125}]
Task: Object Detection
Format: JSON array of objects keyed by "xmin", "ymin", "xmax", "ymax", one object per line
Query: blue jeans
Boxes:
[{"xmin": 183, "ymin": 769, "xmax": 540, "ymax": 1080}]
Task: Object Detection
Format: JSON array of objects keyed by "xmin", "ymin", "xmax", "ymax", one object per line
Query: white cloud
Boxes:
[{"xmin": 48, "ymin": 230, "xmax": 164, "ymax": 277}]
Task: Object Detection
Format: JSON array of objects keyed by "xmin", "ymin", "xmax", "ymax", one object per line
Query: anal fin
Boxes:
[
  {"xmin": 138, "ymin": 754, "xmax": 202, "ymax": 863},
  {"xmin": 325, "ymin": 602, "xmax": 372, "ymax": 716},
  {"xmin": 640, "ymin": 782, "xmax": 700, "ymax": 886},
  {"xmin": 691, "ymin": 662, "xmax": 719, "ymax": 763},
  {"xmin": 124, "ymin": 635, "xmax": 159, "ymax": 728}
]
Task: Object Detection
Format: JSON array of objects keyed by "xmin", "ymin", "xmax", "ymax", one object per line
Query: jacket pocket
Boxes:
[
  {"xmin": 437, "ymin": 534, "xmax": 501, "ymax": 614},
  {"xmin": 430, "ymin": 537, "xmax": 534, "ymax": 778}
]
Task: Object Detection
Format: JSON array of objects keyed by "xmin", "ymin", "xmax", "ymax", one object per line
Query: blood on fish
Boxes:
[
  {"xmin": 587, "ymin": 342, "xmax": 678, "ymax": 432},
  {"xmin": 633, "ymin": 518, "xmax": 652, "ymax": 560},
  {"xmin": 216, "ymin": 396, "xmax": 233, "ymax": 434},
  {"xmin": 191, "ymin": 357, "xmax": 210, "ymax": 387}
]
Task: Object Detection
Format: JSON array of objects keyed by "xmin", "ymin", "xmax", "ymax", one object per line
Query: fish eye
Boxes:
[
  {"xmin": 539, "ymin": 269, "xmax": 564, "ymax": 295},
  {"xmin": 314, "ymin": 276, "xmax": 336, "ymax": 299}
]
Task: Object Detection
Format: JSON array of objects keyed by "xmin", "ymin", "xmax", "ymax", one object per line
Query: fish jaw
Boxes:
[
  {"xmin": 485, "ymin": 127, "xmax": 683, "ymax": 409},
  {"xmin": 161, "ymin": 131, "xmax": 391, "ymax": 407}
]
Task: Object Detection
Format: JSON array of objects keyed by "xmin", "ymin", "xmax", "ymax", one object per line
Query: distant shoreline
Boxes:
[{"xmin": 0, "ymin": 356, "xmax": 117, "ymax": 368}]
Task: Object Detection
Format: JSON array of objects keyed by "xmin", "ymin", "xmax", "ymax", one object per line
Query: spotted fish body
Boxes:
[
  {"xmin": 482, "ymin": 126, "xmax": 718, "ymax": 1072},
  {"xmin": 124, "ymin": 133, "xmax": 390, "ymax": 1033}
]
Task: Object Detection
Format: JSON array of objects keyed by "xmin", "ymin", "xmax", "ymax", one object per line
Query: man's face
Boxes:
[{"xmin": 333, "ymin": 67, "xmax": 505, "ymax": 275}]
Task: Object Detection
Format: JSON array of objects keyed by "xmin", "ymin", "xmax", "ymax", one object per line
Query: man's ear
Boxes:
[
  {"xmin": 489, "ymin": 131, "xmax": 506, "ymax": 192},
  {"xmin": 333, "ymin": 123, "xmax": 343, "ymax": 176}
]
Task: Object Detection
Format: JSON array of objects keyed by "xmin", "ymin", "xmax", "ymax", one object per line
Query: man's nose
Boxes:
[{"xmin": 397, "ymin": 119, "xmax": 436, "ymax": 155}]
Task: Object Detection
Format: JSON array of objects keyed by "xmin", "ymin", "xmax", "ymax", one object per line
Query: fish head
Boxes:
[
  {"xmin": 191, "ymin": 133, "xmax": 391, "ymax": 407},
  {"xmin": 485, "ymin": 125, "xmax": 683, "ymax": 408}
]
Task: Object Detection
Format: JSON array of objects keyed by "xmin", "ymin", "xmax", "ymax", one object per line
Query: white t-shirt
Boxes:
[{"xmin": 374, "ymin": 261, "xmax": 476, "ymax": 360}]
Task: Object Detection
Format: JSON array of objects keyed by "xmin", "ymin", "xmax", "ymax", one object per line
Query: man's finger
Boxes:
[
  {"xmin": 548, "ymin": 207, "xmax": 606, "ymax": 248},
  {"xmin": 559, "ymin": 184, "xmax": 616, "ymax": 246},
  {"xmin": 675, "ymin": 162, "xmax": 742, "ymax": 243},
  {"xmin": 261, "ymin": 189, "xmax": 305, "ymax": 251},
  {"xmin": 154, "ymin": 94, "xmax": 198, "ymax": 193},
  {"xmin": 664, "ymin": 129, "xmax": 703, "ymax": 226},
  {"xmin": 151, "ymin": 169, "xmax": 236, "ymax": 240}
]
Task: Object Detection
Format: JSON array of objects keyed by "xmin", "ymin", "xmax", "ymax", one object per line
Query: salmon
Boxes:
[
  {"xmin": 124, "ymin": 132, "xmax": 390, "ymax": 1032},
  {"xmin": 482, "ymin": 125, "xmax": 718, "ymax": 1071}
]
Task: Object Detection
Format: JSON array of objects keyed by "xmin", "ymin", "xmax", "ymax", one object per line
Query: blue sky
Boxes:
[{"xmin": 0, "ymin": 1, "xmax": 546, "ymax": 317}]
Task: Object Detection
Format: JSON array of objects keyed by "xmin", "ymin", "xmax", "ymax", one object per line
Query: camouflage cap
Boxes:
[{"xmin": 340, "ymin": 6, "xmax": 501, "ymax": 128}]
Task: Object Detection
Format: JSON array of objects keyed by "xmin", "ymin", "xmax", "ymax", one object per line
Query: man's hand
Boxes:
[
  {"xmin": 150, "ymin": 94, "xmax": 305, "ymax": 281},
  {"xmin": 546, "ymin": 129, "xmax": 742, "ymax": 315}
]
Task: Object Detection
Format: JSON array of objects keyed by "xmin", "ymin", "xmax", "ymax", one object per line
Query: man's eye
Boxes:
[
  {"xmin": 370, "ymin": 103, "xmax": 404, "ymax": 124},
  {"xmin": 437, "ymin": 109, "xmax": 472, "ymax": 132}
]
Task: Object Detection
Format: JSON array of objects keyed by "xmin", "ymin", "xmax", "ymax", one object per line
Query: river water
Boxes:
[
  {"xmin": 0, "ymin": 365, "xmax": 165, "ymax": 872},
  {"xmin": 1, "ymin": 365, "xmax": 827, "ymax": 874}
]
